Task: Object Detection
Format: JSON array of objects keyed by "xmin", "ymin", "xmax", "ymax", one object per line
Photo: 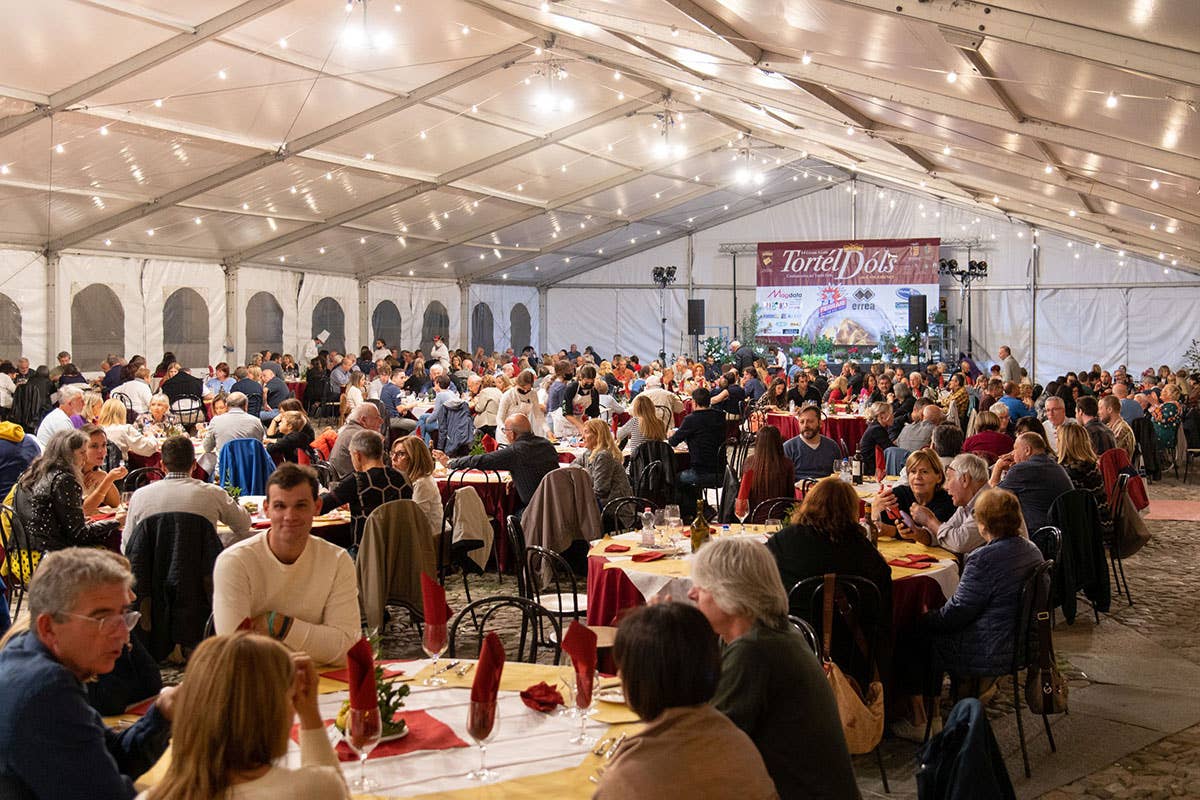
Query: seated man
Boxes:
[
  {"xmin": 998, "ymin": 381, "xmax": 1035, "ymax": 421},
  {"xmin": 906, "ymin": 453, "xmax": 1018, "ymax": 555},
  {"xmin": 201, "ymin": 391, "xmax": 265, "ymax": 455},
  {"xmin": 212, "ymin": 464, "xmax": 360, "ymax": 665},
  {"xmin": 1099, "ymin": 395, "xmax": 1136, "ymax": 460},
  {"xmin": 1113, "ymin": 381, "xmax": 1143, "ymax": 423},
  {"xmin": 1075, "ymin": 395, "xmax": 1116, "ymax": 456},
  {"xmin": 378, "ymin": 369, "xmax": 419, "ymax": 440},
  {"xmin": 641, "ymin": 375, "xmax": 684, "ymax": 418},
  {"xmin": 782, "ymin": 405, "xmax": 842, "ymax": 481},
  {"xmin": 1042, "ymin": 395, "xmax": 1068, "ymax": 452},
  {"xmin": 36, "ymin": 384, "xmax": 84, "ymax": 448},
  {"xmin": 786, "ymin": 371, "xmax": 821, "ymax": 408},
  {"xmin": 328, "ymin": 403, "xmax": 384, "ymax": 482},
  {"xmin": 418, "ymin": 374, "xmax": 460, "ymax": 444},
  {"xmin": 259, "ymin": 367, "xmax": 291, "ymax": 423},
  {"xmin": 895, "ymin": 401, "xmax": 944, "ymax": 452},
  {"xmin": 668, "ymin": 388, "xmax": 728, "ymax": 510},
  {"xmin": 122, "ymin": 436, "xmax": 252, "ymax": 550},
  {"xmin": 435, "ymin": 413, "xmax": 560, "ymax": 513},
  {"xmin": 0, "ymin": 549, "xmax": 175, "ymax": 798},
  {"xmin": 990, "ymin": 432, "xmax": 1074, "ymax": 533},
  {"xmin": 229, "ymin": 365, "xmax": 265, "ymax": 418},
  {"xmin": 159, "ymin": 362, "xmax": 204, "ymax": 407},
  {"xmin": 710, "ymin": 371, "xmax": 747, "ymax": 417}
]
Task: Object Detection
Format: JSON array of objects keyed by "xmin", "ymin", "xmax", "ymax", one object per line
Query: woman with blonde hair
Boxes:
[
  {"xmin": 1055, "ymin": 419, "xmax": 1112, "ymax": 531},
  {"xmin": 71, "ymin": 391, "xmax": 104, "ymax": 427},
  {"xmin": 266, "ymin": 410, "xmax": 312, "ymax": 464},
  {"xmin": 615, "ymin": 393, "xmax": 668, "ymax": 456},
  {"xmin": 826, "ymin": 376, "xmax": 849, "ymax": 404},
  {"xmin": 873, "ymin": 449, "xmax": 955, "ymax": 540},
  {"xmin": 140, "ymin": 632, "xmax": 348, "ymax": 800},
  {"xmin": 341, "ymin": 370, "xmax": 365, "ymax": 419},
  {"xmin": 573, "ymin": 418, "xmax": 633, "ymax": 507},
  {"xmin": 391, "ymin": 434, "xmax": 442, "ymax": 536},
  {"xmin": 97, "ymin": 397, "xmax": 159, "ymax": 459}
]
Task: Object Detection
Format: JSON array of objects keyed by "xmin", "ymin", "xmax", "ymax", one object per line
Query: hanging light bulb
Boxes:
[
  {"xmin": 946, "ymin": 70, "xmax": 958, "ymax": 83},
  {"xmin": 1150, "ymin": 179, "xmax": 1160, "ymax": 190},
  {"xmin": 1105, "ymin": 92, "xmax": 1117, "ymax": 109},
  {"xmin": 801, "ymin": 51, "xmax": 812, "ymax": 65}
]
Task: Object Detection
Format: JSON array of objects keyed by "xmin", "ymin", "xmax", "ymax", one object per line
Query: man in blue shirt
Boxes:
[
  {"xmin": 1113, "ymin": 381, "xmax": 1143, "ymax": 423},
  {"xmin": 0, "ymin": 549, "xmax": 174, "ymax": 798},
  {"xmin": 380, "ymin": 370, "xmax": 418, "ymax": 437},
  {"xmin": 783, "ymin": 405, "xmax": 842, "ymax": 481},
  {"xmin": 742, "ymin": 367, "xmax": 766, "ymax": 403},
  {"xmin": 102, "ymin": 355, "xmax": 126, "ymax": 395},
  {"xmin": 998, "ymin": 382, "xmax": 1036, "ymax": 421},
  {"xmin": 419, "ymin": 373, "xmax": 459, "ymax": 445}
]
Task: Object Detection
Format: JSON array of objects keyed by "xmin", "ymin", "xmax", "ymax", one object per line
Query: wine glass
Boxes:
[
  {"xmin": 466, "ymin": 700, "xmax": 500, "ymax": 783},
  {"xmin": 422, "ymin": 623, "xmax": 448, "ymax": 686},
  {"xmin": 764, "ymin": 518, "xmax": 782, "ymax": 533},
  {"xmin": 733, "ymin": 498, "xmax": 750, "ymax": 533},
  {"xmin": 569, "ymin": 667, "xmax": 598, "ymax": 746},
  {"xmin": 119, "ymin": 491, "xmax": 132, "ymax": 509},
  {"xmin": 557, "ymin": 664, "xmax": 580, "ymax": 719},
  {"xmin": 345, "ymin": 706, "xmax": 382, "ymax": 791}
]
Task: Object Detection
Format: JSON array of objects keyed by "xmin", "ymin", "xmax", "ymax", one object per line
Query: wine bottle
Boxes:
[
  {"xmin": 851, "ymin": 454, "xmax": 863, "ymax": 485},
  {"xmin": 690, "ymin": 500, "xmax": 711, "ymax": 552}
]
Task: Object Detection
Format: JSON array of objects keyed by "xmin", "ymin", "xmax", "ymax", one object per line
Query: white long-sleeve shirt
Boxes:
[
  {"xmin": 212, "ymin": 532, "xmax": 360, "ymax": 665},
  {"xmin": 495, "ymin": 386, "xmax": 546, "ymax": 444}
]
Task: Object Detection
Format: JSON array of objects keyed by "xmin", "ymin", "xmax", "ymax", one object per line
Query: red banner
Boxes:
[{"xmin": 757, "ymin": 238, "xmax": 940, "ymax": 286}]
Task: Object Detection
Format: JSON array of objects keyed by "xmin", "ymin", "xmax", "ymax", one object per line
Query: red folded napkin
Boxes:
[
  {"xmin": 562, "ymin": 621, "xmax": 597, "ymax": 706},
  {"xmin": 604, "ymin": 543, "xmax": 631, "ymax": 553},
  {"xmin": 888, "ymin": 558, "xmax": 932, "ymax": 569},
  {"xmin": 470, "ymin": 632, "xmax": 505, "ymax": 703},
  {"xmin": 903, "ymin": 553, "xmax": 939, "ymax": 563},
  {"xmin": 631, "ymin": 551, "xmax": 665, "ymax": 562},
  {"xmin": 251, "ymin": 520, "xmax": 271, "ymax": 529},
  {"xmin": 292, "ymin": 710, "xmax": 467, "ymax": 761},
  {"xmin": 420, "ymin": 572, "xmax": 451, "ymax": 626},
  {"xmin": 520, "ymin": 681, "xmax": 564, "ymax": 712},
  {"xmin": 89, "ymin": 512, "xmax": 116, "ymax": 522},
  {"xmin": 321, "ymin": 660, "xmax": 406, "ymax": 683},
  {"xmin": 346, "ymin": 638, "xmax": 377, "ymax": 710}
]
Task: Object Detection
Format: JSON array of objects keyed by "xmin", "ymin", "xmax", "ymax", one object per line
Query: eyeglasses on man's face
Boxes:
[{"xmin": 58, "ymin": 610, "xmax": 141, "ymax": 636}]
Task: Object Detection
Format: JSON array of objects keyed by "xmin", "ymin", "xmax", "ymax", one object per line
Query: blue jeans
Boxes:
[
  {"xmin": 418, "ymin": 412, "xmax": 438, "ymax": 445},
  {"xmin": 259, "ymin": 409, "xmax": 279, "ymax": 423}
]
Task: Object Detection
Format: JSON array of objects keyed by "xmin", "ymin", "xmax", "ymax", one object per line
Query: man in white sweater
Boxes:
[{"xmin": 212, "ymin": 463, "xmax": 360, "ymax": 665}]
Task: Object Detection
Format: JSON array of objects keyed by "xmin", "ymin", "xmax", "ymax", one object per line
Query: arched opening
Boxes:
[
  {"xmin": 245, "ymin": 291, "xmax": 283, "ymax": 360},
  {"xmin": 312, "ymin": 297, "xmax": 346, "ymax": 355},
  {"xmin": 163, "ymin": 287, "xmax": 209, "ymax": 369},
  {"xmin": 71, "ymin": 284, "xmax": 123, "ymax": 370},
  {"xmin": 509, "ymin": 303, "xmax": 531, "ymax": 353},
  {"xmin": 471, "ymin": 302, "xmax": 495, "ymax": 355},
  {"xmin": 371, "ymin": 300, "xmax": 402, "ymax": 352},
  {"xmin": 0, "ymin": 293, "xmax": 20, "ymax": 358},
  {"xmin": 420, "ymin": 301, "xmax": 449, "ymax": 355}
]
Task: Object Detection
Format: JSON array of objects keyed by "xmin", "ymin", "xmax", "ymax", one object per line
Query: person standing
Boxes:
[{"xmin": 998, "ymin": 346, "xmax": 1021, "ymax": 385}]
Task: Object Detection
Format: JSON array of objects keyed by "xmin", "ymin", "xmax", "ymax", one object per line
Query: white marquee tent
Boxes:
[{"xmin": 1, "ymin": 0, "xmax": 1196, "ymax": 382}]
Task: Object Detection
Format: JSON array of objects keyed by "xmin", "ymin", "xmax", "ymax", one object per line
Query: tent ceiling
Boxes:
[{"xmin": 0, "ymin": 0, "xmax": 1195, "ymax": 282}]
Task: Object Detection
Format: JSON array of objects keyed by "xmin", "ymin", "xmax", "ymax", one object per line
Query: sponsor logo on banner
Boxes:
[{"xmin": 817, "ymin": 286, "xmax": 848, "ymax": 317}]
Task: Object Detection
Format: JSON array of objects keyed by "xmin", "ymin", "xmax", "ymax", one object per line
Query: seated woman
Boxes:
[
  {"xmin": 265, "ymin": 411, "xmax": 314, "ymax": 464},
  {"xmin": 469, "ymin": 373, "xmax": 503, "ymax": 438},
  {"xmin": 320, "ymin": 430, "xmax": 410, "ymax": 542},
  {"xmin": 1151, "ymin": 383, "xmax": 1183, "ymax": 452},
  {"xmin": 758, "ymin": 377, "xmax": 788, "ymax": 410},
  {"xmin": 962, "ymin": 409, "xmax": 1013, "ymax": 461},
  {"xmin": 854, "ymin": 401, "xmax": 895, "ymax": 468},
  {"xmin": 57, "ymin": 363, "xmax": 88, "ymax": 387},
  {"xmin": 97, "ymin": 398, "xmax": 159, "ymax": 461},
  {"xmin": 205, "ymin": 363, "xmax": 235, "ymax": 397},
  {"xmin": 571, "ymin": 418, "xmax": 633, "ymax": 509},
  {"xmin": 873, "ymin": 449, "xmax": 956, "ymax": 539},
  {"xmin": 140, "ymin": 632, "xmax": 348, "ymax": 800},
  {"xmin": 940, "ymin": 373, "xmax": 969, "ymax": 426},
  {"xmin": 390, "ymin": 435, "xmax": 442, "ymax": 537},
  {"xmin": 210, "ymin": 393, "xmax": 229, "ymax": 417},
  {"xmin": 1012, "ymin": 415, "xmax": 1049, "ymax": 448},
  {"xmin": 615, "ymin": 394, "xmax": 668, "ymax": 458},
  {"xmin": 1056, "ymin": 419, "xmax": 1113, "ymax": 533},
  {"xmin": 279, "ymin": 354, "xmax": 299, "ymax": 380},
  {"xmin": 690, "ymin": 538, "xmax": 858, "ymax": 800},
  {"xmin": 341, "ymin": 371, "xmax": 365, "ymax": 419},
  {"xmin": 922, "ymin": 488, "xmax": 1044, "ymax": 681},
  {"xmin": 404, "ymin": 359, "xmax": 431, "ymax": 395},
  {"xmin": 71, "ymin": 391, "xmax": 104, "ymax": 428},
  {"xmin": 12, "ymin": 429, "xmax": 121, "ymax": 552},
  {"xmin": 858, "ymin": 373, "xmax": 878, "ymax": 405},
  {"xmin": 135, "ymin": 394, "xmax": 179, "ymax": 436},
  {"xmin": 737, "ymin": 425, "xmax": 795, "ymax": 512},
  {"xmin": 595, "ymin": 602, "xmax": 778, "ymax": 800},
  {"xmin": 79, "ymin": 425, "xmax": 126, "ymax": 513},
  {"xmin": 826, "ymin": 376, "xmax": 849, "ymax": 405}
]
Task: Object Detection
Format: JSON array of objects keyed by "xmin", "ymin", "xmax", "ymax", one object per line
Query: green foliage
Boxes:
[
  {"xmin": 737, "ymin": 304, "xmax": 767, "ymax": 358},
  {"xmin": 1185, "ymin": 338, "xmax": 1200, "ymax": 373},
  {"xmin": 337, "ymin": 631, "xmax": 411, "ymax": 736},
  {"xmin": 469, "ymin": 432, "xmax": 487, "ymax": 456},
  {"xmin": 223, "ymin": 484, "xmax": 241, "ymax": 500},
  {"xmin": 880, "ymin": 331, "xmax": 921, "ymax": 357},
  {"xmin": 702, "ymin": 336, "xmax": 729, "ymax": 363}
]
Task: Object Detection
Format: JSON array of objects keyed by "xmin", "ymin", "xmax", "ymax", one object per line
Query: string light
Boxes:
[
  {"xmin": 146, "ymin": 229, "xmax": 155, "ymax": 236},
  {"xmin": 946, "ymin": 70, "xmax": 958, "ymax": 83},
  {"xmin": 1150, "ymin": 179, "xmax": 1160, "ymax": 190},
  {"xmin": 319, "ymin": 247, "xmax": 326, "ymax": 254},
  {"xmin": 1105, "ymin": 92, "xmax": 1117, "ymax": 109},
  {"xmin": 942, "ymin": 145, "xmax": 952, "ymax": 155},
  {"xmin": 99, "ymin": 126, "xmax": 108, "ymax": 136},
  {"xmin": 801, "ymin": 51, "xmax": 812, "ymax": 65},
  {"xmin": 278, "ymin": 38, "xmax": 288, "ymax": 49},
  {"xmin": 461, "ymin": 25, "xmax": 470, "ymax": 35},
  {"xmin": 154, "ymin": 99, "xmax": 163, "ymax": 108},
  {"xmin": 1044, "ymin": 164, "xmax": 1054, "ymax": 174},
  {"xmin": 0, "ymin": 165, "xmax": 9, "ymax": 175},
  {"xmin": 55, "ymin": 144, "xmax": 64, "ymax": 154}
]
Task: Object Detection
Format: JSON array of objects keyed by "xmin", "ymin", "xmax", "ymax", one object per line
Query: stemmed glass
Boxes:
[
  {"xmin": 345, "ymin": 705, "xmax": 382, "ymax": 791},
  {"xmin": 466, "ymin": 700, "xmax": 500, "ymax": 783},
  {"xmin": 568, "ymin": 665, "xmax": 598, "ymax": 746},
  {"xmin": 422, "ymin": 623, "xmax": 448, "ymax": 686},
  {"xmin": 557, "ymin": 664, "xmax": 580, "ymax": 719},
  {"xmin": 733, "ymin": 498, "xmax": 750, "ymax": 533}
]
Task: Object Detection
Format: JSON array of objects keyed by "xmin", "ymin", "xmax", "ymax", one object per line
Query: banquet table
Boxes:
[
  {"xmin": 436, "ymin": 469, "xmax": 516, "ymax": 570},
  {"xmin": 286, "ymin": 380, "xmax": 307, "ymax": 399},
  {"xmin": 215, "ymin": 495, "xmax": 355, "ymax": 546},
  {"xmin": 762, "ymin": 411, "xmax": 868, "ymax": 449},
  {"xmin": 118, "ymin": 659, "xmax": 641, "ymax": 799}
]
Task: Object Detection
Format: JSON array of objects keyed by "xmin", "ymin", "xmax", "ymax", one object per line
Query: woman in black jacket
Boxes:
[
  {"xmin": 13, "ymin": 429, "xmax": 119, "ymax": 552},
  {"xmin": 855, "ymin": 401, "xmax": 895, "ymax": 468}
]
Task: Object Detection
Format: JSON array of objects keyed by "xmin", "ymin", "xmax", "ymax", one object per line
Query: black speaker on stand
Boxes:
[
  {"xmin": 908, "ymin": 294, "xmax": 927, "ymax": 364},
  {"xmin": 687, "ymin": 300, "xmax": 705, "ymax": 335}
]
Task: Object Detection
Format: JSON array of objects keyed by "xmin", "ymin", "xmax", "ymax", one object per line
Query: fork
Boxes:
[{"xmin": 455, "ymin": 662, "xmax": 474, "ymax": 677}]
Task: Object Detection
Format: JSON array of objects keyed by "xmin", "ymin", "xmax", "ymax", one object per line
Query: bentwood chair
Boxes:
[
  {"xmin": 1, "ymin": 503, "xmax": 39, "ymax": 620},
  {"xmin": 448, "ymin": 595, "xmax": 562, "ymax": 664}
]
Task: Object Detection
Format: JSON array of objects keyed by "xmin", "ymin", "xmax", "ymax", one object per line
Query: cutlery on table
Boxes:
[{"xmin": 430, "ymin": 659, "xmax": 460, "ymax": 677}]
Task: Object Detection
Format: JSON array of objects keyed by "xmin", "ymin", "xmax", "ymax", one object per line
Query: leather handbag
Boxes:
[
  {"xmin": 820, "ymin": 573, "xmax": 885, "ymax": 753},
  {"xmin": 1024, "ymin": 609, "xmax": 1068, "ymax": 715}
]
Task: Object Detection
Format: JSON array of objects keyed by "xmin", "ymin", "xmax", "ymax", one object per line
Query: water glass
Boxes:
[
  {"xmin": 466, "ymin": 700, "xmax": 500, "ymax": 783},
  {"xmin": 422, "ymin": 623, "xmax": 448, "ymax": 686},
  {"xmin": 568, "ymin": 668, "xmax": 598, "ymax": 746},
  {"xmin": 345, "ymin": 706, "xmax": 382, "ymax": 791}
]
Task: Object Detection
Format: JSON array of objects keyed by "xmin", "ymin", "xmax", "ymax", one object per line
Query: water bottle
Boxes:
[{"xmin": 640, "ymin": 507, "xmax": 655, "ymax": 547}]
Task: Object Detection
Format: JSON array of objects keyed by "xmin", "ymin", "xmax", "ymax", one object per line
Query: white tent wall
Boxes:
[
  {"xmin": 468, "ymin": 284, "xmax": 540, "ymax": 354},
  {"xmin": 57, "ymin": 254, "xmax": 146, "ymax": 371},
  {"xmin": 140, "ymin": 259, "xmax": 226, "ymax": 369},
  {"xmin": 235, "ymin": 266, "xmax": 300, "ymax": 364},
  {"xmin": 367, "ymin": 278, "xmax": 461, "ymax": 354},
  {"xmin": 297, "ymin": 273, "xmax": 360, "ymax": 359},
  {"xmin": 0, "ymin": 250, "xmax": 47, "ymax": 364}
]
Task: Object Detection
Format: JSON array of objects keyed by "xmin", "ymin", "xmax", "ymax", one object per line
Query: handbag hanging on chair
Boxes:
[
  {"xmin": 820, "ymin": 573, "xmax": 885, "ymax": 754},
  {"xmin": 1024, "ymin": 609, "xmax": 1069, "ymax": 715}
]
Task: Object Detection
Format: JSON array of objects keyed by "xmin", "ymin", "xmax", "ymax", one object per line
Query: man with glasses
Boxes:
[{"xmin": 0, "ymin": 548, "xmax": 175, "ymax": 798}]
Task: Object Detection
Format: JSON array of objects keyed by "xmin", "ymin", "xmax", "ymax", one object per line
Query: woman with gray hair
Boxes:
[
  {"xmin": 689, "ymin": 537, "xmax": 859, "ymax": 800},
  {"xmin": 12, "ymin": 430, "xmax": 120, "ymax": 552}
]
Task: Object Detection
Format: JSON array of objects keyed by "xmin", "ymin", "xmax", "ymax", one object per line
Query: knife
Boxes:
[{"xmin": 430, "ymin": 659, "xmax": 460, "ymax": 677}]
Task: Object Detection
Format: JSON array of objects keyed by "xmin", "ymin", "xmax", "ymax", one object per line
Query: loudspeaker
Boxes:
[
  {"xmin": 687, "ymin": 299, "xmax": 705, "ymax": 335},
  {"xmin": 908, "ymin": 294, "xmax": 928, "ymax": 333}
]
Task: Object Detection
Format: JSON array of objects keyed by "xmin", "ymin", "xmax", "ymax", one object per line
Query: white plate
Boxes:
[{"xmin": 596, "ymin": 687, "xmax": 626, "ymax": 704}]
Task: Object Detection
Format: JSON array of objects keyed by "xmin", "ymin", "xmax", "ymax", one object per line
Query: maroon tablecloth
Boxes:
[
  {"xmin": 437, "ymin": 474, "xmax": 517, "ymax": 571},
  {"xmin": 765, "ymin": 413, "xmax": 800, "ymax": 440},
  {"xmin": 823, "ymin": 416, "xmax": 868, "ymax": 450},
  {"xmin": 286, "ymin": 381, "xmax": 306, "ymax": 399}
]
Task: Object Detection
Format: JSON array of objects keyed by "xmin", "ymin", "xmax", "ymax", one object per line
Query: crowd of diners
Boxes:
[{"xmin": 0, "ymin": 335, "xmax": 1195, "ymax": 799}]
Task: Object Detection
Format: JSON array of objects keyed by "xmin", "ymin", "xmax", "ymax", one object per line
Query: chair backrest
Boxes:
[
  {"xmin": 104, "ymin": 441, "xmax": 124, "ymax": 471},
  {"xmin": 788, "ymin": 615, "xmax": 820, "ymax": 657},
  {"xmin": 1030, "ymin": 526, "xmax": 1063, "ymax": 564},
  {"xmin": 654, "ymin": 404, "xmax": 673, "ymax": 429},
  {"xmin": 789, "ymin": 574, "xmax": 885, "ymax": 689},
  {"xmin": 750, "ymin": 496, "xmax": 797, "ymax": 524},
  {"xmin": 525, "ymin": 544, "xmax": 583, "ymax": 618},
  {"xmin": 601, "ymin": 496, "xmax": 655, "ymax": 534},
  {"xmin": 728, "ymin": 431, "xmax": 754, "ymax": 476},
  {"xmin": 447, "ymin": 595, "xmax": 562, "ymax": 664},
  {"xmin": 506, "ymin": 513, "xmax": 531, "ymax": 599},
  {"xmin": 172, "ymin": 395, "xmax": 205, "ymax": 426},
  {"xmin": 1, "ymin": 502, "xmax": 40, "ymax": 592},
  {"xmin": 124, "ymin": 466, "xmax": 165, "ymax": 492},
  {"xmin": 357, "ymin": 499, "xmax": 438, "ymax": 630},
  {"xmin": 1182, "ymin": 407, "xmax": 1200, "ymax": 448},
  {"xmin": 217, "ymin": 438, "xmax": 276, "ymax": 496},
  {"xmin": 1011, "ymin": 559, "xmax": 1055, "ymax": 671}
]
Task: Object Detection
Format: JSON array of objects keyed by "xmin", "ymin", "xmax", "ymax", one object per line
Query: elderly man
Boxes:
[
  {"xmin": 641, "ymin": 374, "xmax": 684, "ymax": 418},
  {"xmin": 895, "ymin": 402, "xmax": 945, "ymax": 452},
  {"xmin": 1099, "ymin": 395, "xmax": 1136, "ymax": 460},
  {"xmin": 906, "ymin": 453, "xmax": 1007, "ymax": 555},
  {"xmin": 1113, "ymin": 382, "xmax": 1143, "ymax": 423},
  {"xmin": 123, "ymin": 436, "xmax": 252, "ymax": 550},
  {"xmin": 997, "ymin": 345, "xmax": 1020, "ymax": 384},
  {"xmin": 212, "ymin": 464, "xmax": 359, "ymax": 665},
  {"xmin": 1075, "ymin": 395, "xmax": 1116, "ymax": 456},
  {"xmin": 991, "ymin": 432, "xmax": 1074, "ymax": 533},
  {"xmin": 783, "ymin": 404, "xmax": 843, "ymax": 481},
  {"xmin": 434, "ymin": 413, "xmax": 559, "ymax": 511},
  {"xmin": 0, "ymin": 549, "xmax": 175, "ymax": 798},
  {"xmin": 329, "ymin": 355, "xmax": 356, "ymax": 389},
  {"xmin": 13, "ymin": 356, "xmax": 32, "ymax": 385},
  {"xmin": 201, "ymin": 391, "xmax": 265, "ymax": 455},
  {"xmin": 259, "ymin": 367, "xmax": 291, "ymax": 422},
  {"xmin": 48, "ymin": 351, "xmax": 71, "ymax": 384},
  {"xmin": 328, "ymin": 403, "xmax": 383, "ymax": 482},
  {"xmin": 907, "ymin": 372, "xmax": 935, "ymax": 402},
  {"xmin": 1042, "ymin": 395, "xmax": 1068, "ymax": 452},
  {"xmin": 36, "ymin": 384, "xmax": 84, "ymax": 448}
]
